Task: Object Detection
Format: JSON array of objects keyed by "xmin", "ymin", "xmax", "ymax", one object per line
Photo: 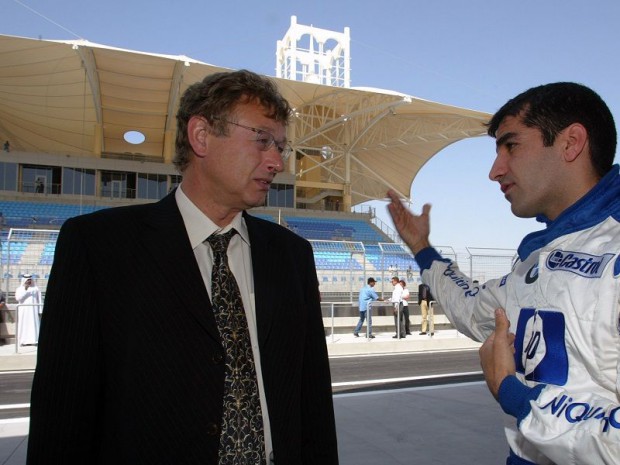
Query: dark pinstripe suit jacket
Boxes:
[{"xmin": 27, "ymin": 192, "xmax": 338, "ymax": 464}]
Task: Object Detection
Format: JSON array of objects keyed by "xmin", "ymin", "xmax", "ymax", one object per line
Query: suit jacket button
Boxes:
[
  {"xmin": 212, "ymin": 353, "xmax": 224, "ymax": 364},
  {"xmin": 206, "ymin": 422, "xmax": 219, "ymax": 436}
]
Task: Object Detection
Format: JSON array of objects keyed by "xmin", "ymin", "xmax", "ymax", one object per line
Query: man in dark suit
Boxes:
[{"xmin": 27, "ymin": 70, "xmax": 339, "ymax": 464}]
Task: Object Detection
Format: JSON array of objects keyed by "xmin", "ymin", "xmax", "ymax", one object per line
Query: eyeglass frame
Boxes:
[{"xmin": 211, "ymin": 116, "xmax": 293, "ymax": 162}]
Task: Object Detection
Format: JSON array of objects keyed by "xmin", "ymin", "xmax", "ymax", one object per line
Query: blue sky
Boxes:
[{"xmin": 4, "ymin": 0, "xmax": 620, "ymax": 252}]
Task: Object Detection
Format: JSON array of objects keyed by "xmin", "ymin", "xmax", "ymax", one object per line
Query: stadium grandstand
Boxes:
[{"xmin": 0, "ymin": 19, "xmax": 518, "ymax": 334}]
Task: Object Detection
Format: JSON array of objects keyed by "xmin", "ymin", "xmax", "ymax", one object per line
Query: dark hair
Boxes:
[
  {"xmin": 487, "ymin": 82, "xmax": 616, "ymax": 178},
  {"xmin": 173, "ymin": 69, "xmax": 291, "ymax": 172},
  {"xmin": 367, "ymin": 277, "xmax": 376, "ymax": 284}
]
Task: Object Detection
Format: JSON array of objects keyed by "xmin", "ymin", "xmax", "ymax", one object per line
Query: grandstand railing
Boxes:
[{"xmin": 370, "ymin": 215, "xmax": 400, "ymax": 242}]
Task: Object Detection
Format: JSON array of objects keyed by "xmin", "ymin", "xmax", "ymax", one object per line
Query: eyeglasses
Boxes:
[{"xmin": 213, "ymin": 117, "xmax": 293, "ymax": 162}]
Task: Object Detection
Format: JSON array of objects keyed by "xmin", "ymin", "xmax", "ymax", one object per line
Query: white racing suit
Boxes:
[{"xmin": 415, "ymin": 165, "xmax": 620, "ymax": 464}]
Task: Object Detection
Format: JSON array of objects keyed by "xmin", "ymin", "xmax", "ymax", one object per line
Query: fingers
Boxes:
[
  {"xmin": 478, "ymin": 331, "xmax": 495, "ymax": 362},
  {"xmin": 386, "ymin": 191, "xmax": 432, "ymax": 254},
  {"xmin": 386, "ymin": 190, "xmax": 432, "ymax": 218},
  {"xmin": 386, "ymin": 190, "xmax": 405, "ymax": 217},
  {"xmin": 479, "ymin": 308, "xmax": 517, "ymax": 400},
  {"xmin": 493, "ymin": 308, "xmax": 511, "ymax": 335},
  {"xmin": 386, "ymin": 189, "xmax": 400, "ymax": 203}
]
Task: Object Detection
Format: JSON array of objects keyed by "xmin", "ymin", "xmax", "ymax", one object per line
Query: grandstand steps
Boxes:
[{"xmin": 22, "ymin": 242, "xmax": 45, "ymax": 267}]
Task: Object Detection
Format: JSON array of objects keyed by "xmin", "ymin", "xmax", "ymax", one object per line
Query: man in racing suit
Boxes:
[{"xmin": 387, "ymin": 82, "xmax": 620, "ymax": 464}]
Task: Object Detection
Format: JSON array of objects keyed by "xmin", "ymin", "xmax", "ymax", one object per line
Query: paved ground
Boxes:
[
  {"xmin": 326, "ymin": 328, "xmax": 481, "ymax": 356},
  {"xmin": 0, "ymin": 331, "xmax": 510, "ymax": 465},
  {"xmin": 0, "ymin": 329, "xmax": 480, "ymax": 371},
  {"xmin": 0, "ymin": 382, "xmax": 508, "ymax": 465}
]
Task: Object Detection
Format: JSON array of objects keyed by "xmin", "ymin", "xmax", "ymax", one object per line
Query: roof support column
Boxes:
[
  {"xmin": 343, "ymin": 149, "xmax": 351, "ymax": 210},
  {"xmin": 93, "ymin": 123, "xmax": 102, "ymax": 156}
]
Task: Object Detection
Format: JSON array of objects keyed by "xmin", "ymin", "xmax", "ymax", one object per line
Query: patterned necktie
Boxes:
[{"xmin": 206, "ymin": 229, "xmax": 266, "ymax": 465}]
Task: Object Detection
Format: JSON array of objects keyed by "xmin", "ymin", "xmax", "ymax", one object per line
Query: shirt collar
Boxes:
[{"xmin": 175, "ymin": 184, "xmax": 250, "ymax": 249}]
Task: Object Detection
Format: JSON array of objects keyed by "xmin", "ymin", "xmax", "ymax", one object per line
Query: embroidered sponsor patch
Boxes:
[
  {"xmin": 545, "ymin": 249, "xmax": 614, "ymax": 278},
  {"xmin": 514, "ymin": 308, "xmax": 568, "ymax": 385},
  {"xmin": 539, "ymin": 396, "xmax": 620, "ymax": 433},
  {"xmin": 525, "ymin": 264, "xmax": 539, "ymax": 284}
]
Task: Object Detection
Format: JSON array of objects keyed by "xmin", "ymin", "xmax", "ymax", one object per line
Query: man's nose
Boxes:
[
  {"xmin": 264, "ymin": 147, "xmax": 284, "ymax": 173},
  {"xmin": 488, "ymin": 151, "xmax": 506, "ymax": 181}
]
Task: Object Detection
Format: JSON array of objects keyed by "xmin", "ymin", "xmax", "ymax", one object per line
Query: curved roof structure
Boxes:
[{"xmin": 0, "ymin": 34, "xmax": 490, "ymax": 206}]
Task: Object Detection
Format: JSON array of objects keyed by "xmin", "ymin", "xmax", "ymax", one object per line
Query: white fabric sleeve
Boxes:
[{"xmin": 420, "ymin": 251, "xmax": 505, "ymax": 342}]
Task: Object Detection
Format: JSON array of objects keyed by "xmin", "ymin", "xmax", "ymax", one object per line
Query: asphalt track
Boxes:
[{"xmin": 0, "ymin": 349, "xmax": 510, "ymax": 464}]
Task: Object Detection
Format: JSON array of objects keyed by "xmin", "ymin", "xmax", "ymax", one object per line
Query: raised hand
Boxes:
[{"xmin": 386, "ymin": 189, "xmax": 432, "ymax": 254}]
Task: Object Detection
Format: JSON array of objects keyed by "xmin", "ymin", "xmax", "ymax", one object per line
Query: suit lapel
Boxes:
[
  {"xmin": 142, "ymin": 193, "xmax": 222, "ymax": 344},
  {"xmin": 245, "ymin": 213, "xmax": 278, "ymax": 346}
]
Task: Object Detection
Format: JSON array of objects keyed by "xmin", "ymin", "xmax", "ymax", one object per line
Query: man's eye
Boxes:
[{"xmin": 256, "ymin": 135, "xmax": 271, "ymax": 145}]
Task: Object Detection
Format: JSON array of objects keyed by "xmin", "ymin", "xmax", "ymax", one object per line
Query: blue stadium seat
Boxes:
[
  {"xmin": 284, "ymin": 217, "xmax": 387, "ymax": 243},
  {"xmin": 0, "ymin": 201, "xmax": 107, "ymax": 228}
]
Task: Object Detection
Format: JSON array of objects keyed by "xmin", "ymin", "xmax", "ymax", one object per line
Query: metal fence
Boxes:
[
  {"xmin": 0, "ymin": 229, "xmax": 517, "ymax": 305},
  {"xmin": 314, "ymin": 242, "xmax": 517, "ymax": 297},
  {"xmin": 2, "ymin": 228, "xmax": 59, "ymax": 299},
  {"xmin": 466, "ymin": 247, "xmax": 517, "ymax": 283}
]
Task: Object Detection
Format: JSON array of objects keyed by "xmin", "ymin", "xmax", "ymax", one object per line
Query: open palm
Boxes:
[{"xmin": 386, "ymin": 189, "xmax": 432, "ymax": 254}]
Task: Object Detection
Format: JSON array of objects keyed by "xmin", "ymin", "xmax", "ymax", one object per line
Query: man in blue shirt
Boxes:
[{"xmin": 355, "ymin": 277, "xmax": 382, "ymax": 338}]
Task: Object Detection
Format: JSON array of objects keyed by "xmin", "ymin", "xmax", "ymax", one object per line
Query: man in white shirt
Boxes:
[
  {"xmin": 399, "ymin": 279, "xmax": 411, "ymax": 335},
  {"xmin": 390, "ymin": 276, "xmax": 405, "ymax": 338}
]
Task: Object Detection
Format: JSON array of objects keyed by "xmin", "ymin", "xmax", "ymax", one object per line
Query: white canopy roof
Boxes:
[{"xmin": 0, "ymin": 34, "xmax": 490, "ymax": 205}]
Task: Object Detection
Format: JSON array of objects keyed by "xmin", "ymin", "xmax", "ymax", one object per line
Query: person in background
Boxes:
[
  {"xmin": 390, "ymin": 276, "xmax": 405, "ymax": 339},
  {"xmin": 15, "ymin": 274, "xmax": 41, "ymax": 346},
  {"xmin": 28, "ymin": 69, "xmax": 339, "ymax": 464},
  {"xmin": 417, "ymin": 282, "xmax": 434, "ymax": 336},
  {"xmin": 399, "ymin": 279, "xmax": 411, "ymax": 335},
  {"xmin": 388, "ymin": 82, "xmax": 620, "ymax": 464},
  {"xmin": 354, "ymin": 277, "xmax": 381, "ymax": 338},
  {"xmin": 0, "ymin": 287, "xmax": 10, "ymax": 346}
]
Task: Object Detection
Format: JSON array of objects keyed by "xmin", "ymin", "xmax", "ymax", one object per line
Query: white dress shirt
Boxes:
[
  {"xmin": 175, "ymin": 185, "xmax": 273, "ymax": 458},
  {"xmin": 391, "ymin": 282, "xmax": 403, "ymax": 303}
]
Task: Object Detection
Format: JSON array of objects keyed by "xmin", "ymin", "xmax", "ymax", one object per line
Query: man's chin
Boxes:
[
  {"xmin": 245, "ymin": 196, "xmax": 268, "ymax": 209},
  {"xmin": 510, "ymin": 204, "xmax": 537, "ymax": 219}
]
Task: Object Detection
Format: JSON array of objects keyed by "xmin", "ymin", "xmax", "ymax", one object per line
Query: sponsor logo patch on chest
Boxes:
[{"xmin": 545, "ymin": 249, "xmax": 614, "ymax": 278}]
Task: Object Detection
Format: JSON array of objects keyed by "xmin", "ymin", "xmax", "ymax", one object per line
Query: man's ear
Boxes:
[
  {"xmin": 563, "ymin": 122, "xmax": 588, "ymax": 163},
  {"xmin": 187, "ymin": 116, "xmax": 210, "ymax": 157}
]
